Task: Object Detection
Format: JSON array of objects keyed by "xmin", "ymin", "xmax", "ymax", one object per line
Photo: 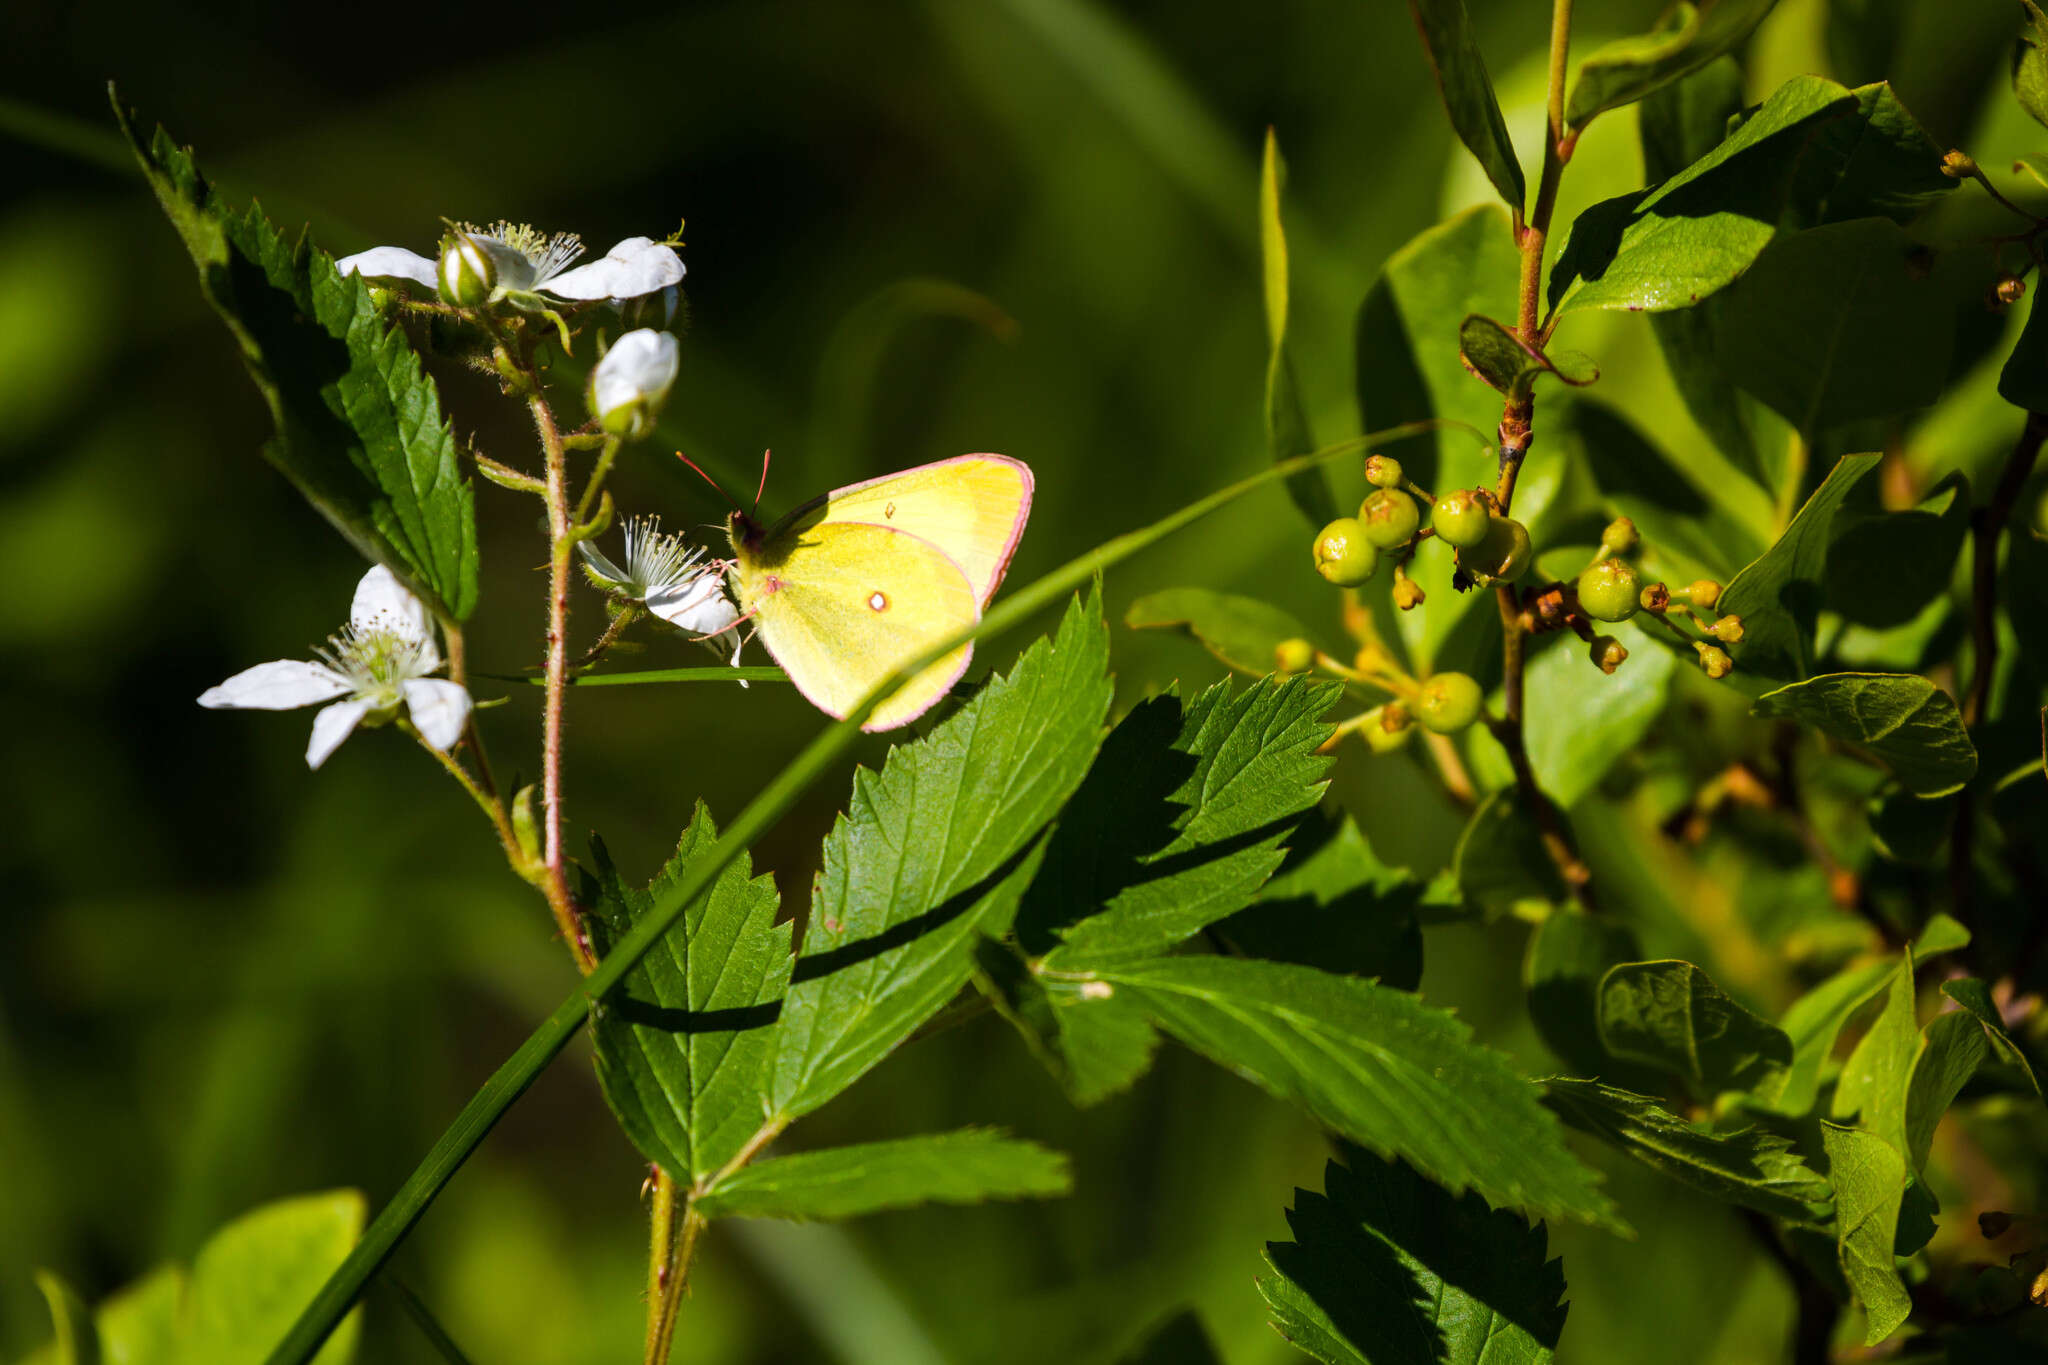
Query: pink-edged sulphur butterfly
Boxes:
[{"xmin": 725, "ymin": 454, "xmax": 1033, "ymax": 731}]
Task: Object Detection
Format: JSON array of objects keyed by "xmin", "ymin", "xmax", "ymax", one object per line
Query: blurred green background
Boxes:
[{"xmin": 0, "ymin": 1, "xmax": 2031, "ymax": 1361}]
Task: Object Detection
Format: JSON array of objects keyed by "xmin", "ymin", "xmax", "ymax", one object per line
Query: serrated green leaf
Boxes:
[
  {"xmin": 1549, "ymin": 78, "xmax": 1950, "ymax": 320},
  {"xmin": 691, "ymin": 1129, "xmax": 1070, "ymax": 1221},
  {"xmin": 1406, "ymin": 0, "xmax": 1525, "ymax": 211},
  {"xmin": 1820, "ymin": 1121, "xmax": 1912, "ymax": 1344},
  {"xmin": 1542, "ymin": 1078, "xmax": 1831, "ymax": 1222},
  {"xmin": 769, "ymin": 590, "xmax": 1113, "ymax": 1121},
  {"xmin": 1124, "ymin": 587, "xmax": 1321, "ymax": 677},
  {"xmin": 34, "ymin": 1272, "xmax": 99, "ymax": 1365},
  {"xmin": 1565, "ymin": 0, "xmax": 1778, "ymax": 133},
  {"xmin": 1092, "ymin": 956, "xmax": 1617, "ymax": 1226},
  {"xmin": 2017, "ymin": 2, "xmax": 2048, "ymax": 133},
  {"xmin": 1720, "ymin": 452, "xmax": 1880, "ymax": 683},
  {"xmin": 114, "ymin": 100, "xmax": 478, "ymax": 621},
  {"xmin": 585, "ymin": 804, "xmax": 793, "ymax": 1186},
  {"xmin": 1453, "ymin": 787, "xmax": 1567, "ymax": 916},
  {"xmin": 1712, "ymin": 219, "xmax": 1952, "ymax": 434},
  {"xmin": 971, "ymin": 935, "xmax": 1160, "ymax": 1104},
  {"xmin": 1597, "ymin": 960, "xmax": 1793, "ymax": 1101},
  {"xmin": 1825, "ymin": 473, "xmax": 1969, "ymax": 629},
  {"xmin": 1116, "ymin": 1310, "xmax": 1224, "ymax": 1365},
  {"xmin": 1830, "ymin": 952, "xmax": 1918, "ymax": 1155},
  {"xmin": 1525, "ymin": 910, "xmax": 1650, "ymax": 1080},
  {"xmin": 1024, "ymin": 677, "xmax": 1338, "ymax": 967},
  {"xmin": 1942, "ymin": 978, "xmax": 2043, "ymax": 1096},
  {"xmin": 1753, "ymin": 673, "xmax": 1977, "ymax": 797},
  {"xmin": 1457, "ymin": 314, "xmax": 1599, "ymax": 401},
  {"xmin": 182, "ymin": 1191, "xmax": 365, "ymax": 1365},
  {"xmin": 1262, "ymin": 129, "xmax": 1336, "ymax": 527},
  {"xmin": 1258, "ymin": 1146, "xmax": 1568, "ymax": 1365},
  {"xmin": 1214, "ymin": 808, "xmax": 1424, "ymax": 989}
]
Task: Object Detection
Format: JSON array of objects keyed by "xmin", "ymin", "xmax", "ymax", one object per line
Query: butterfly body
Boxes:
[{"xmin": 726, "ymin": 454, "xmax": 1032, "ymax": 731}]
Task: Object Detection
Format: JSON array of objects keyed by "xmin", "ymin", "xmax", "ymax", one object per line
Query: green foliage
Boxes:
[
  {"xmin": 2015, "ymin": 1, "xmax": 2048, "ymax": 133},
  {"xmin": 1821, "ymin": 1122, "xmax": 1913, "ymax": 1344},
  {"xmin": 32, "ymin": 1274, "xmax": 96, "ymax": 1365},
  {"xmin": 1454, "ymin": 787, "xmax": 1567, "ymax": 915},
  {"xmin": 1596, "ymin": 960, "xmax": 1792, "ymax": 1100},
  {"xmin": 1259, "ymin": 1147, "xmax": 1568, "ymax": 1365},
  {"xmin": 585, "ymin": 805, "xmax": 792, "ymax": 1186},
  {"xmin": 1542, "ymin": 1079, "xmax": 1830, "ymax": 1222},
  {"xmin": 113, "ymin": 96, "xmax": 478, "ymax": 622},
  {"xmin": 1825, "ymin": 472, "xmax": 1969, "ymax": 629},
  {"xmin": 1456, "ymin": 315, "xmax": 1597, "ymax": 402},
  {"xmin": 1524, "ymin": 909, "xmax": 1646, "ymax": 1079},
  {"xmin": 690, "ymin": 1130, "xmax": 1071, "ymax": 1221},
  {"xmin": 1519, "ymin": 621, "xmax": 1677, "ymax": 807},
  {"xmin": 1115, "ymin": 1311, "xmax": 1224, "ymax": 1365},
  {"xmin": 1719, "ymin": 452, "xmax": 1879, "ymax": 683},
  {"xmin": 971, "ymin": 935, "xmax": 1161, "ymax": 1104},
  {"xmin": 1261, "ymin": 129, "xmax": 1336, "ymax": 527},
  {"xmin": 1214, "ymin": 809, "xmax": 1424, "ymax": 989},
  {"xmin": 1565, "ymin": 0, "xmax": 1779, "ymax": 133},
  {"xmin": 1999, "ymin": 285, "xmax": 2048, "ymax": 413},
  {"xmin": 1404, "ymin": 0, "xmax": 1525, "ymax": 211},
  {"xmin": 1942, "ymin": 978, "xmax": 2043, "ymax": 1095},
  {"xmin": 1752, "ymin": 674, "xmax": 1978, "ymax": 797},
  {"xmin": 1124, "ymin": 588, "xmax": 1321, "ymax": 679},
  {"xmin": 769, "ymin": 588, "xmax": 1114, "ymax": 1122}
]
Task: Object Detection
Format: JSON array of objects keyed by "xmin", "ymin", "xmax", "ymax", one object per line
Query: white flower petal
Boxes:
[
  {"xmin": 306, "ymin": 698, "xmax": 372, "ymax": 768},
  {"xmin": 351, "ymin": 565, "xmax": 439, "ymax": 669},
  {"xmin": 332, "ymin": 246, "xmax": 439, "ymax": 289},
  {"xmin": 403, "ymin": 678, "xmax": 473, "ymax": 751},
  {"xmin": 646, "ymin": 572, "xmax": 739, "ymax": 636},
  {"xmin": 199, "ymin": 659, "xmax": 353, "ymax": 710},
  {"xmin": 592, "ymin": 330, "xmax": 680, "ymax": 419},
  {"xmin": 577, "ymin": 540, "xmax": 631, "ymax": 590},
  {"xmin": 543, "ymin": 237, "xmax": 685, "ymax": 301}
]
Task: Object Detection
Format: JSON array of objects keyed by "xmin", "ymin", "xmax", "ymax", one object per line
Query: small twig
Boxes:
[{"xmin": 575, "ymin": 603, "xmax": 643, "ymax": 671}]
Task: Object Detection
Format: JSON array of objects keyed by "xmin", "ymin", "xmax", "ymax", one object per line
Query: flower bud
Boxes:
[
  {"xmin": 1695, "ymin": 642, "xmax": 1733, "ymax": 679},
  {"xmin": 1364, "ymin": 454, "xmax": 1403, "ymax": 489},
  {"xmin": 1940, "ymin": 149, "xmax": 1977, "ymax": 179},
  {"xmin": 1361, "ymin": 703, "xmax": 1414, "ymax": 753},
  {"xmin": 438, "ymin": 232, "xmax": 497, "ymax": 307},
  {"xmin": 590, "ymin": 329, "xmax": 681, "ymax": 439},
  {"xmin": 1997, "ymin": 274, "xmax": 2028, "ymax": 307},
  {"xmin": 1600, "ymin": 516, "xmax": 1638, "ymax": 555},
  {"xmin": 1392, "ymin": 575, "xmax": 1426, "ymax": 611},
  {"xmin": 1710, "ymin": 613, "xmax": 1745, "ymax": 644},
  {"xmin": 1274, "ymin": 637, "xmax": 1315, "ymax": 673},
  {"xmin": 1683, "ymin": 578, "xmax": 1721, "ymax": 610},
  {"xmin": 1590, "ymin": 636, "xmax": 1628, "ymax": 674}
]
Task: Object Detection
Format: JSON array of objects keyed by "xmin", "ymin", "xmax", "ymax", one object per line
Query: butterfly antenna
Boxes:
[
  {"xmin": 675, "ymin": 450, "xmax": 741, "ymax": 511},
  {"xmin": 754, "ymin": 449, "xmax": 772, "ymax": 512}
]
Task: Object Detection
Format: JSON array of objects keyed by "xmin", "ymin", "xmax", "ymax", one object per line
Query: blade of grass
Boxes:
[
  {"xmin": 262, "ymin": 419, "xmax": 1459, "ymax": 1365},
  {"xmin": 381, "ymin": 1276, "xmax": 476, "ymax": 1365},
  {"xmin": 498, "ymin": 666, "xmax": 794, "ymax": 687}
]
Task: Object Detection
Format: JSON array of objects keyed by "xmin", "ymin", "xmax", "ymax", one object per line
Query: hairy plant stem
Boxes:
[
  {"xmin": 576, "ymin": 603, "xmax": 642, "ymax": 670},
  {"xmin": 643, "ymin": 1174, "xmax": 697, "ymax": 1365}
]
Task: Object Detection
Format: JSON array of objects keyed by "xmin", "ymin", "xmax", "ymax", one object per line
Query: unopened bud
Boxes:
[
  {"xmin": 1940, "ymin": 149, "xmax": 1978, "ymax": 179},
  {"xmin": 1590, "ymin": 636, "xmax": 1628, "ymax": 674},
  {"xmin": 1380, "ymin": 700, "xmax": 1412, "ymax": 733},
  {"xmin": 1393, "ymin": 576, "xmax": 1426, "ymax": 611},
  {"xmin": 1600, "ymin": 516, "xmax": 1638, "ymax": 555},
  {"xmin": 1683, "ymin": 578, "xmax": 1721, "ymax": 610},
  {"xmin": 1640, "ymin": 581, "xmax": 1671, "ymax": 613},
  {"xmin": 1711, "ymin": 614, "xmax": 1745, "ymax": 644},
  {"xmin": 1997, "ymin": 274, "xmax": 2028, "ymax": 307},
  {"xmin": 1695, "ymin": 642, "xmax": 1733, "ymax": 679},
  {"xmin": 1364, "ymin": 454, "xmax": 1404, "ymax": 489},
  {"xmin": 1274, "ymin": 637, "xmax": 1315, "ymax": 673},
  {"xmin": 511, "ymin": 784, "xmax": 541, "ymax": 864},
  {"xmin": 438, "ymin": 232, "xmax": 497, "ymax": 307},
  {"xmin": 590, "ymin": 329, "xmax": 681, "ymax": 440}
]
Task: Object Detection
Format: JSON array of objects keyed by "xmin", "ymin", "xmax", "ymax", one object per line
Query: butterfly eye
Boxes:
[{"xmin": 868, "ymin": 591, "xmax": 889, "ymax": 612}]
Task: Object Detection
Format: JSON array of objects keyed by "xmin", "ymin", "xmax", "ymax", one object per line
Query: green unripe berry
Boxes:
[
  {"xmin": 1600, "ymin": 516, "xmax": 1639, "ymax": 555},
  {"xmin": 1360, "ymin": 703, "xmax": 1414, "ymax": 754},
  {"xmin": 1577, "ymin": 559, "xmax": 1642, "ymax": 622},
  {"xmin": 1313, "ymin": 518, "xmax": 1379, "ymax": 586},
  {"xmin": 1359, "ymin": 488, "xmax": 1421, "ymax": 549},
  {"xmin": 1364, "ymin": 454, "xmax": 1404, "ymax": 489},
  {"xmin": 1468, "ymin": 515, "xmax": 1533, "ymax": 582},
  {"xmin": 1431, "ymin": 489, "xmax": 1491, "ymax": 548},
  {"xmin": 1274, "ymin": 637, "xmax": 1315, "ymax": 673},
  {"xmin": 1414, "ymin": 672, "xmax": 1484, "ymax": 734},
  {"xmin": 1684, "ymin": 578, "xmax": 1722, "ymax": 611}
]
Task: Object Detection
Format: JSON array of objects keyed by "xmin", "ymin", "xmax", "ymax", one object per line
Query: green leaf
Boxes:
[
  {"xmin": 1942, "ymin": 978, "xmax": 2043, "ymax": 1096},
  {"xmin": 1548, "ymin": 78, "xmax": 1950, "ymax": 321},
  {"xmin": 1999, "ymin": 278, "xmax": 2048, "ymax": 413},
  {"xmin": 1830, "ymin": 952, "xmax": 1918, "ymax": 1155},
  {"xmin": 183, "ymin": 1191, "xmax": 366, "ymax": 1365},
  {"xmin": 769, "ymin": 589, "xmax": 1113, "ymax": 1121},
  {"xmin": 1752, "ymin": 673, "xmax": 1977, "ymax": 797},
  {"xmin": 1825, "ymin": 473, "xmax": 1970, "ymax": 629},
  {"xmin": 1124, "ymin": 587, "xmax": 1320, "ymax": 677},
  {"xmin": 1262, "ymin": 129, "xmax": 1337, "ymax": 527},
  {"xmin": 34, "ymin": 1272, "xmax": 99, "ymax": 1365},
  {"xmin": 1457, "ymin": 314, "xmax": 1598, "ymax": 400},
  {"xmin": 1565, "ymin": 0, "xmax": 1779, "ymax": 133},
  {"xmin": 1522, "ymin": 620, "xmax": 1678, "ymax": 808},
  {"xmin": 1720, "ymin": 452, "xmax": 1880, "ymax": 683},
  {"xmin": 1453, "ymin": 787, "xmax": 1567, "ymax": 916},
  {"xmin": 1542, "ymin": 1078, "xmax": 1831, "ymax": 1222},
  {"xmin": 971, "ymin": 935, "xmax": 1160, "ymax": 1104},
  {"xmin": 1024, "ymin": 677, "xmax": 1339, "ymax": 966},
  {"xmin": 1597, "ymin": 960, "xmax": 1793, "ymax": 1100},
  {"xmin": 1259, "ymin": 1146, "xmax": 1569, "ymax": 1365},
  {"xmin": 1712, "ymin": 219, "xmax": 1952, "ymax": 434},
  {"xmin": 113, "ymin": 99, "xmax": 478, "ymax": 621},
  {"xmin": 1821, "ymin": 1121, "xmax": 1912, "ymax": 1344},
  {"xmin": 1767, "ymin": 958, "xmax": 1895, "ymax": 1117},
  {"xmin": 97, "ymin": 1267, "xmax": 183, "ymax": 1365},
  {"xmin": 1214, "ymin": 808, "xmax": 1424, "ymax": 989},
  {"xmin": 2017, "ymin": 152, "xmax": 2048, "ymax": 191},
  {"xmin": 1405, "ymin": 0, "xmax": 1525, "ymax": 212},
  {"xmin": 2017, "ymin": 1, "xmax": 2048, "ymax": 133},
  {"xmin": 1903, "ymin": 1011, "xmax": 1989, "ymax": 1171},
  {"xmin": 585, "ymin": 804, "xmax": 793, "ymax": 1185},
  {"xmin": 1094, "ymin": 956, "xmax": 1617, "ymax": 1225},
  {"xmin": 1525, "ymin": 910, "xmax": 1648, "ymax": 1080},
  {"xmin": 691, "ymin": 1129, "xmax": 1071, "ymax": 1221},
  {"xmin": 1117, "ymin": 1310, "xmax": 1224, "ymax": 1365}
]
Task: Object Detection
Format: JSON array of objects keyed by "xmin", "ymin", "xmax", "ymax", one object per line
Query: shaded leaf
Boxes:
[
  {"xmin": 1405, "ymin": 0, "xmax": 1525, "ymax": 211},
  {"xmin": 1565, "ymin": 0, "xmax": 1778, "ymax": 133},
  {"xmin": 1457, "ymin": 314, "xmax": 1598, "ymax": 400},
  {"xmin": 1543, "ymin": 1078, "xmax": 1831, "ymax": 1222},
  {"xmin": 1825, "ymin": 473, "xmax": 1970, "ymax": 629},
  {"xmin": 1094, "ymin": 956, "xmax": 1617, "ymax": 1225},
  {"xmin": 1525, "ymin": 910, "xmax": 1650, "ymax": 1081},
  {"xmin": 585, "ymin": 805, "xmax": 793, "ymax": 1185},
  {"xmin": 1262, "ymin": 129, "xmax": 1337, "ymax": 526},
  {"xmin": 1125, "ymin": 587, "xmax": 1321, "ymax": 677},
  {"xmin": 1821, "ymin": 1122, "xmax": 1912, "ymax": 1344},
  {"xmin": 1453, "ymin": 787, "xmax": 1566, "ymax": 916},
  {"xmin": 182, "ymin": 1190, "xmax": 366, "ymax": 1365},
  {"xmin": 769, "ymin": 590, "xmax": 1113, "ymax": 1121},
  {"xmin": 2017, "ymin": 1, "xmax": 2048, "ymax": 134},
  {"xmin": 1259, "ymin": 1146, "xmax": 1568, "ymax": 1365},
  {"xmin": 115, "ymin": 99, "xmax": 478, "ymax": 621},
  {"xmin": 1215, "ymin": 808, "xmax": 1424, "ymax": 989},
  {"xmin": 1830, "ymin": 952, "xmax": 1918, "ymax": 1156},
  {"xmin": 1753, "ymin": 673, "xmax": 1977, "ymax": 797},
  {"xmin": 1999, "ymin": 277, "xmax": 2048, "ymax": 413},
  {"xmin": 1721, "ymin": 453, "xmax": 1880, "ymax": 683},
  {"xmin": 1025, "ymin": 676, "xmax": 1339, "ymax": 967},
  {"xmin": 34, "ymin": 1272, "xmax": 99, "ymax": 1365},
  {"xmin": 1942, "ymin": 978, "xmax": 2044, "ymax": 1096},
  {"xmin": 1117, "ymin": 1310, "xmax": 1224, "ymax": 1365},
  {"xmin": 692, "ymin": 1129, "xmax": 1071, "ymax": 1221},
  {"xmin": 1903, "ymin": 1011, "xmax": 1989, "ymax": 1171},
  {"xmin": 971, "ymin": 935, "xmax": 1159, "ymax": 1105},
  {"xmin": 1597, "ymin": 960, "xmax": 1793, "ymax": 1100}
]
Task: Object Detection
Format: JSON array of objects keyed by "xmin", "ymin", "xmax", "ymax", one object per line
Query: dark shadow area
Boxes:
[
  {"xmin": 608, "ymin": 995, "xmax": 782, "ymax": 1034},
  {"xmin": 1214, "ymin": 807, "xmax": 1423, "ymax": 990}
]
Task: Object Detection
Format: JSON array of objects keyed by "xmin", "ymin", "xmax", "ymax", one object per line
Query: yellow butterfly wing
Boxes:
[
  {"xmin": 732, "ymin": 520, "xmax": 981, "ymax": 732},
  {"xmin": 778, "ymin": 454, "xmax": 1032, "ymax": 606}
]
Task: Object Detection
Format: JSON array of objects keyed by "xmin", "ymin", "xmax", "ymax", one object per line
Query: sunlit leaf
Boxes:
[
  {"xmin": 33, "ymin": 1272, "xmax": 98, "ymax": 1365},
  {"xmin": 1565, "ymin": 0, "xmax": 1779, "ymax": 133},
  {"xmin": 971, "ymin": 935, "xmax": 1160, "ymax": 1104},
  {"xmin": 1753, "ymin": 673, "xmax": 1977, "ymax": 797},
  {"xmin": 1262, "ymin": 128, "xmax": 1336, "ymax": 526},
  {"xmin": 692, "ymin": 1129, "xmax": 1071, "ymax": 1221},
  {"xmin": 1405, "ymin": 0, "xmax": 1525, "ymax": 211},
  {"xmin": 2016, "ymin": 1, "xmax": 2048, "ymax": 133},
  {"xmin": 1521, "ymin": 620, "xmax": 1677, "ymax": 808},
  {"xmin": 1821, "ymin": 1122, "xmax": 1911, "ymax": 1344},
  {"xmin": 1903, "ymin": 1011, "xmax": 1989, "ymax": 1170},
  {"xmin": 183, "ymin": 1191, "xmax": 366, "ymax": 1365},
  {"xmin": 1999, "ymin": 280, "xmax": 2048, "ymax": 413},
  {"xmin": 1830, "ymin": 952, "xmax": 1918, "ymax": 1154}
]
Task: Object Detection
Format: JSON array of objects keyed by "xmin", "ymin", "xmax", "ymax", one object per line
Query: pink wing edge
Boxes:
[{"xmin": 819, "ymin": 453, "xmax": 1035, "ymax": 608}]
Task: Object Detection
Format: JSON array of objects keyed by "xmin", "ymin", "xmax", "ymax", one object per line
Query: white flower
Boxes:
[
  {"xmin": 579, "ymin": 516, "xmax": 744, "ymax": 665},
  {"xmin": 198, "ymin": 565, "xmax": 473, "ymax": 769},
  {"xmin": 334, "ymin": 223, "xmax": 684, "ymax": 306},
  {"xmin": 590, "ymin": 330, "xmax": 680, "ymax": 438}
]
